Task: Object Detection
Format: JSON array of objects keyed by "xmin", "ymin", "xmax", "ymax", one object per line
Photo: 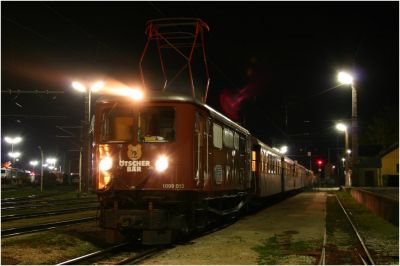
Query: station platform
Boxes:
[{"xmin": 142, "ymin": 191, "xmax": 327, "ymax": 265}]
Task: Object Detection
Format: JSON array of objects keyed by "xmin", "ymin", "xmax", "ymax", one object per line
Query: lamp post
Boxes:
[
  {"xmin": 72, "ymin": 81, "xmax": 104, "ymax": 192},
  {"xmin": 336, "ymin": 123, "xmax": 351, "ymax": 187},
  {"xmin": 337, "ymin": 71, "xmax": 358, "ymax": 182}
]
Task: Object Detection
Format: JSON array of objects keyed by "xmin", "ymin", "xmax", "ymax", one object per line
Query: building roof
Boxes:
[{"xmin": 379, "ymin": 142, "xmax": 399, "ymax": 158}]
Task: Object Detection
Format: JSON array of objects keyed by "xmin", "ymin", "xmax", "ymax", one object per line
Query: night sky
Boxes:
[{"xmin": 1, "ymin": 1, "xmax": 398, "ymax": 171}]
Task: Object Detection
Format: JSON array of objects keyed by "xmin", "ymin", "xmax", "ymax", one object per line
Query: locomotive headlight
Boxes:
[
  {"xmin": 155, "ymin": 155, "xmax": 169, "ymax": 172},
  {"xmin": 99, "ymin": 156, "xmax": 113, "ymax": 172}
]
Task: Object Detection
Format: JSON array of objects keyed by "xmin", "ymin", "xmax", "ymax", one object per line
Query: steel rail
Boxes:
[
  {"xmin": 115, "ymin": 248, "xmax": 159, "ymax": 265},
  {"xmin": 1, "ymin": 200, "xmax": 98, "ymax": 210},
  {"xmin": 335, "ymin": 194, "xmax": 375, "ymax": 265},
  {"xmin": 57, "ymin": 243, "xmax": 131, "ymax": 265},
  {"xmin": 1, "ymin": 197, "xmax": 97, "ymax": 206},
  {"xmin": 1, "ymin": 206, "xmax": 98, "ymax": 221},
  {"xmin": 1, "ymin": 217, "xmax": 96, "ymax": 237}
]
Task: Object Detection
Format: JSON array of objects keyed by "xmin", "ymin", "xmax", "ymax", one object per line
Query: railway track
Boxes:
[
  {"xmin": 57, "ymin": 242, "xmax": 160, "ymax": 265},
  {"xmin": 1, "ymin": 200, "xmax": 98, "ymax": 210},
  {"xmin": 1, "ymin": 197, "xmax": 97, "ymax": 207},
  {"xmin": 320, "ymin": 194, "xmax": 375, "ymax": 265},
  {"xmin": 57, "ymin": 213, "xmax": 239, "ymax": 265},
  {"xmin": 2, "ymin": 193, "xmax": 64, "ymax": 203},
  {"xmin": 1, "ymin": 206, "xmax": 98, "ymax": 221},
  {"xmin": 1, "ymin": 217, "xmax": 97, "ymax": 237}
]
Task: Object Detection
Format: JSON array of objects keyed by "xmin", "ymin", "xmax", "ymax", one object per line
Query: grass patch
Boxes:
[
  {"xmin": 1, "ymin": 185, "xmax": 96, "ymax": 200},
  {"xmin": 329, "ymin": 191, "xmax": 399, "ymax": 265},
  {"xmin": 326, "ymin": 194, "xmax": 357, "ymax": 247},
  {"xmin": 1, "ymin": 222, "xmax": 110, "ymax": 264},
  {"xmin": 336, "ymin": 191, "xmax": 398, "ymax": 239},
  {"xmin": 252, "ymin": 234, "xmax": 320, "ymax": 265}
]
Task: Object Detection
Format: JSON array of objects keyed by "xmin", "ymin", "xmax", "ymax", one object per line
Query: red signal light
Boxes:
[{"xmin": 317, "ymin": 160, "xmax": 323, "ymax": 166}]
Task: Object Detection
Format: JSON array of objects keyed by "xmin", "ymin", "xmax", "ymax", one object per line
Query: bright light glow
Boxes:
[
  {"xmin": 338, "ymin": 71, "xmax": 353, "ymax": 85},
  {"xmin": 336, "ymin": 123, "xmax": 347, "ymax": 132},
  {"xmin": 155, "ymin": 155, "xmax": 169, "ymax": 172},
  {"xmin": 72, "ymin": 81, "xmax": 87, "ymax": 92},
  {"xmin": 46, "ymin": 158, "xmax": 57, "ymax": 164},
  {"xmin": 91, "ymin": 81, "xmax": 104, "ymax": 92},
  {"xmin": 30, "ymin": 161, "xmax": 39, "ymax": 166},
  {"xmin": 103, "ymin": 173, "xmax": 111, "ymax": 184},
  {"xmin": 4, "ymin": 136, "xmax": 22, "ymax": 144},
  {"xmin": 42, "ymin": 163, "xmax": 48, "ymax": 167},
  {"xmin": 110, "ymin": 87, "xmax": 144, "ymax": 100},
  {"xmin": 280, "ymin": 145, "xmax": 288, "ymax": 154},
  {"xmin": 332, "ymin": 165, "xmax": 336, "ymax": 169},
  {"xmin": 346, "ymin": 149, "xmax": 352, "ymax": 154},
  {"xmin": 99, "ymin": 157, "xmax": 113, "ymax": 172},
  {"xmin": 341, "ymin": 158, "xmax": 346, "ymax": 162},
  {"xmin": 48, "ymin": 165, "xmax": 55, "ymax": 170},
  {"xmin": 131, "ymin": 88, "xmax": 144, "ymax": 100},
  {"xmin": 8, "ymin": 152, "xmax": 21, "ymax": 158}
]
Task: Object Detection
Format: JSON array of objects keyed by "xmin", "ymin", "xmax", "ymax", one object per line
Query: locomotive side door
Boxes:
[{"xmin": 194, "ymin": 112, "xmax": 207, "ymax": 188}]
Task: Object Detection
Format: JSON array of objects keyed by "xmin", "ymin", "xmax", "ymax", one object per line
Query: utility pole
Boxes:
[
  {"xmin": 39, "ymin": 146, "xmax": 44, "ymax": 192},
  {"xmin": 351, "ymin": 83, "xmax": 358, "ymax": 182}
]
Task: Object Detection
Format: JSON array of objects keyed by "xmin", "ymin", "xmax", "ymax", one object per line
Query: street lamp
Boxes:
[
  {"xmin": 4, "ymin": 136, "xmax": 22, "ymax": 164},
  {"xmin": 8, "ymin": 152, "xmax": 21, "ymax": 159},
  {"xmin": 72, "ymin": 80, "xmax": 104, "ymax": 192},
  {"xmin": 30, "ymin": 160, "xmax": 39, "ymax": 167},
  {"xmin": 336, "ymin": 123, "xmax": 351, "ymax": 187},
  {"xmin": 337, "ymin": 71, "xmax": 358, "ymax": 180}
]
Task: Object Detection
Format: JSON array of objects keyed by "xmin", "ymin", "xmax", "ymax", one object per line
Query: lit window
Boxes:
[{"xmin": 213, "ymin": 123, "xmax": 223, "ymax": 149}]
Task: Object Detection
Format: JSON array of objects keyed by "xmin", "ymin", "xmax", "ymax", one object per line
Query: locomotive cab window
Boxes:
[
  {"xmin": 138, "ymin": 107, "xmax": 175, "ymax": 143},
  {"xmin": 213, "ymin": 123, "xmax": 223, "ymax": 149},
  {"xmin": 102, "ymin": 107, "xmax": 134, "ymax": 142}
]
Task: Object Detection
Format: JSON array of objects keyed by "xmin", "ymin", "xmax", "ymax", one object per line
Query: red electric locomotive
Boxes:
[
  {"xmin": 92, "ymin": 17, "xmax": 314, "ymax": 245},
  {"xmin": 93, "ymin": 91, "xmax": 252, "ymax": 244}
]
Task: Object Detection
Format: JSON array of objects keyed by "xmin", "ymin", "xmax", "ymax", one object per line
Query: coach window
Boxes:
[
  {"xmin": 213, "ymin": 123, "xmax": 223, "ymax": 149},
  {"xmin": 138, "ymin": 107, "xmax": 175, "ymax": 143},
  {"xmin": 233, "ymin": 132, "xmax": 239, "ymax": 150},
  {"xmin": 223, "ymin": 128, "xmax": 233, "ymax": 148},
  {"xmin": 102, "ymin": 107, "xmax": 134, "ymax": 142},
  {"xmin": 239, "ymin": 137, "xmax": 246, "ymax": 154}
]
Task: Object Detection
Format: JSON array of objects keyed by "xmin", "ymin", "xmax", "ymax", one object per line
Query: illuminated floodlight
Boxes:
[
  {"xmin": 30, "ymin": 161, "xmax": 39, "ymax": 166},
  {"xmin": 91, "ymin": 81, "xmax": 104, "ymax": 92},
  {"xmin": 280, "ymin": 145, "xmax": 288, "ymax": 154},
  {"xmin": 72, "ymin": 81, "xmax": 87, "ymax": 92},
  {"xmin": 8, "ymin": 152, "xmax": 21, "ymax": 158},
  {"xmin": 4, "ymin": 136, "xmax": 22, "ymax": 144},
  {"xmin": 338, "ymin": 71, "xmax": 353, "ymax": 85},
  {"xmin": 336, "ymin": 123, "xmax": 347, "ymax": 132},
  {"xmin": 46, "ymin": 158, "xmax": 57, "ymax": 164},
  {"xmin": 341, "ymin": 158, "xmax": 346, "ymax": 162},
  {"xmin": 346, "ymin": 149, "xmax": 352, "ymax": 154}
]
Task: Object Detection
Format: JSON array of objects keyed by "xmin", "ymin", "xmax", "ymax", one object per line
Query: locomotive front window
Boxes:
[
  {"xmin": 138, "ymin": 107, "xmax": 175, "ymax": 143},
  {"xmin": 102, "ymin": 107, "xmax": 135, "ymax": 142}
]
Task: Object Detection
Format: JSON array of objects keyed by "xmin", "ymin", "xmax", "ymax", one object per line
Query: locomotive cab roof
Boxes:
[{"xmin": 96, "ymin": 90, "xmax": 250, "ymax": 135}]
